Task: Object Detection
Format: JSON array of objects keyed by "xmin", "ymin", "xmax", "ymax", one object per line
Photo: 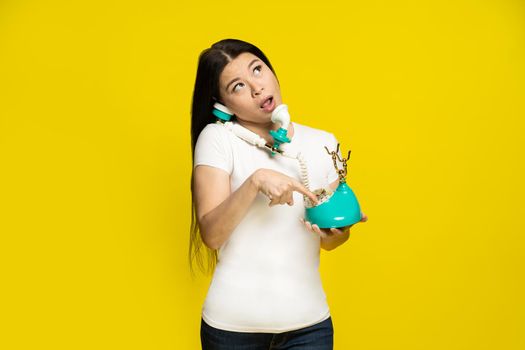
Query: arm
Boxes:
[
  {"xmin": 194, "ymin": 166, "xmax": 319, "ymax": 250},
  {"xmin": 193, "ymin": 165, "xmax": 258, "ymax": 250}
]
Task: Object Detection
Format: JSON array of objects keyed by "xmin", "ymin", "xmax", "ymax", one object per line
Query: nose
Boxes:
[{"xmin": 251, "ymin": 84, "xmax": 264, "ymax": 97}]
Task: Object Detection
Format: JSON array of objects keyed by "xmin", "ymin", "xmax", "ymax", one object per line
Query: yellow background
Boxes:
[{"xmin": 1, "ymin": 0, "xmax": 524, "ymax": 348}]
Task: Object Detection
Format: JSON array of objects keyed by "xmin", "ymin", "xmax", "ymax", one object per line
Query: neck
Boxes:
[{"xmin": 235, "ymin": 120, "xmax": 295, "ymax": 145}]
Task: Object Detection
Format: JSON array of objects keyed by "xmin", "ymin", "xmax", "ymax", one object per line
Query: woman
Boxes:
[{"xmin": 190, "ymin": 38, "xmax": 367, "ymax": 349}]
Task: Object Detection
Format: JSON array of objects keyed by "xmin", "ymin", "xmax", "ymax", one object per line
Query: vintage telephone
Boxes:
[{"xmin": 212, "ymin": 101, "xmax": 361, "ymax": 228}]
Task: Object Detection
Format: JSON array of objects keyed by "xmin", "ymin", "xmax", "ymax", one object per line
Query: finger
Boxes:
[
  {"xmin": 360, "ymin": 212, "xmax": 368, "ymax": 222},
  {"xmin": 268, "ymin": 196, "xmax": 279, "ymax": 207},
  {"xmin": 278, "ymin": 195, "xmax": 289, "ymax": 205},
  {"xmin": 291, "ymin": 181, "xmax": 319, "ymax": 205},
  {"xmin": 269, "ymin": 193, "xmax": 287, "ymax": 206},
  {"xmin": 305, "ymin": 220, "xmax": 314, "ymax": 232},
  {"xmin": 285, "ymin": 192, "xmax": 294, "ymax": 206},
  {"xmin": 313, "ymin": 224, "xmax": 328, "ymax": 238},
  {"xmin": 278, "ymin": 192, "xmax": 291, "ymax": 205},
  {"xmin": 331, "ymin": 227, "xmax": 350, "ymax": 235},
  {"xmin": 312, "ymin": 224, "xmax": 322, "ymax": 234},
  {"xmin": 330, "ymin": 227, "xmax": 342, "ymax": 234},
  {"xmin": 302, "ymin": 219, "xmax": 316, "ymax": 233}
]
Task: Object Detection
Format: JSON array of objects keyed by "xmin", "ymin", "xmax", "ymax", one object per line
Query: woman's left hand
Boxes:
[{"xmin": 300, "ymin": 212, "xmax": 368, "ymax": 250}]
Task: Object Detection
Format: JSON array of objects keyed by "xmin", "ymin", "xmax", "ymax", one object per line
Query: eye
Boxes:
[
  {"xmin": 231, "ymin": 65, "xmax": 262, "ymax": 93},
  {"xmin": 232, "ymin": 82, "xmax": 244, "ymax": 93}
]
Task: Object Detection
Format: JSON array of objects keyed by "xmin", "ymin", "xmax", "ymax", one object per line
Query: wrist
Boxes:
[{"xmin": 250, "ymin": 169, "xmax": 263, "ymax": 191}]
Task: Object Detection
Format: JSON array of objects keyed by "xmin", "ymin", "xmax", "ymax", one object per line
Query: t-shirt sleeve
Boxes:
[
  {"xmin": 193, "ymin": 124, "xmax": 233, "ymax": 175},
  {"xmin": 326, "ymin": 133, "xmax": 341, "ymax": 184}
]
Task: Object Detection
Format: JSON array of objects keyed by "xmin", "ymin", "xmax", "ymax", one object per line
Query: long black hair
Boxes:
[{"xmin": 189, "ymin": 39, "xmax": 278, "ymax": 275}]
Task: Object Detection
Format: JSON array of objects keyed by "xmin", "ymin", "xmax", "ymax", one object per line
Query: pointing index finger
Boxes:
[{"xmin": 292, "ymin": 181, "xmax": 318, "ymax": 205}]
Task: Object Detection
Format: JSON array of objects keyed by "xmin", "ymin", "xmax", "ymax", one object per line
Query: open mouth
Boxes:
[{"xmin": 260, "ymin": 96, "xmax": 274, "ymax": 110}]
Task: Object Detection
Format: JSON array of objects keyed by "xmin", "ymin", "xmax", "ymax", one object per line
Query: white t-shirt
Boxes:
[{"xmin": 193, "ymin": 121, "xmax": 340, "ymax": 333}]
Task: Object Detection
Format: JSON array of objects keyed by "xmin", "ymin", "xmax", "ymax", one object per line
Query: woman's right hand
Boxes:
[{"xmin": 251, "ymin": 169, "xmax": 319, "ymax": 207}]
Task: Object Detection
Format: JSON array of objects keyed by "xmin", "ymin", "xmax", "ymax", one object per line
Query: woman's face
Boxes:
[{"xmin": 218, "ymin": 52, "xmax": 282, "ymax": 125}]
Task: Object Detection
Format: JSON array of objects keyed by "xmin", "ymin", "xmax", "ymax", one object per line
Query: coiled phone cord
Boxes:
[{"xmin": 219, "ymin": 121, "xmax": 311, "ymax": 191}]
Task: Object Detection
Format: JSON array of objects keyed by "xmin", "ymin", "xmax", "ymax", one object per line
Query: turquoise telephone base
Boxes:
[{"xmin": 305, "ymin": 182, "xmax": 361, "ymax": 229}]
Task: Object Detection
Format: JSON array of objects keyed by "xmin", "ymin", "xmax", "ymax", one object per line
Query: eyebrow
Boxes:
[{"xmin": 225, "ymin": 59, "xmax": 261, "ymax": 92}]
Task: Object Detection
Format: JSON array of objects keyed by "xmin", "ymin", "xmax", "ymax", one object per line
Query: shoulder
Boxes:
[
  {"xmin": 196, "ymin": 122, "xmax": 233, "ymax": 145},
  {"xmin": 193, "ymin": 122, "xmax": 234, "ymax": 172},
  {"xmin": 199, "ymin": 122, "xmax": 230, "ymax": 138}
]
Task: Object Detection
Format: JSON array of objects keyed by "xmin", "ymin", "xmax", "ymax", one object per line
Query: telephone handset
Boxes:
[
  {"xmin": 212, "ymin": 101, "xmax": 291, "ymax": 154},
  {"xmin": 212, "ymin": 102, "xmax": 234, "ymax": 122}
]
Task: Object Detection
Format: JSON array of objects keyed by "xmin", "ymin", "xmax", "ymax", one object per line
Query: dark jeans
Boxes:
[{"xmin": 200, "ymin": 317, "xmax": 334, "ymax": 350}]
